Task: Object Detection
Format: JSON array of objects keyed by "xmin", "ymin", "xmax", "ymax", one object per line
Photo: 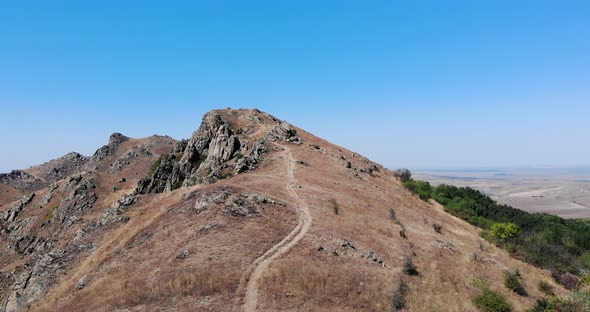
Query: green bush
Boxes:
[
  {"xmin": 538, "ymin": 281, "xmax": 554, "ymax": 296},
  {"xmin": 403, "ymin": 179, "xmax": 432, "ymax": 201},
  {"xmin": 474, "ymin": 289, "xmax": 512, "ymax": 312},
  {"xmin": 503, "ymin": 270, "xmax": 527, "ymax": 296},
  {"xmin": 490, "ymin": 223, "xmax": 521, "ymax": 241}
]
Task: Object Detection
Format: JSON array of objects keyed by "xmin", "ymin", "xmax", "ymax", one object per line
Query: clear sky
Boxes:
[{"xmin": 1, "ymin": 1, "xmax": 589, "ymax": 172}]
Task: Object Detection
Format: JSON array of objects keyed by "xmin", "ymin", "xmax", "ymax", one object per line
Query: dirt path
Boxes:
[{"xmin": 242, "ymin": 145, "xmax": 312, "ymax": 312}]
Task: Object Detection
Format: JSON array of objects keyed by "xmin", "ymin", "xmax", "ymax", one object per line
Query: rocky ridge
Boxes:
[{"xmin": 136, "ymin": 109, "xmax": 298, "ymax": 194}]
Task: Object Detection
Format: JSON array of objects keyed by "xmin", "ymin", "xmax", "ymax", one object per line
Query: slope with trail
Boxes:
[{"xmin": 0, "ymin": 108, "xmax": 567, "ymax": 312}]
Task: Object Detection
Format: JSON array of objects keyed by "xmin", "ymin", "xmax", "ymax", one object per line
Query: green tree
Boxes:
[{"xmin": 490, "ymin": 223, "xmax": 521, "ymax": 241}]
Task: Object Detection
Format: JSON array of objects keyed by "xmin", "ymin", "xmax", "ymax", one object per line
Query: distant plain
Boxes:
[{"xmin": 414, "ymin": 168, "xmax": 590, "ymax": 219}]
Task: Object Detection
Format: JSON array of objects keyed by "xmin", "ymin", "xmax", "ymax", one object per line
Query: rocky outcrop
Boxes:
[
  {"xmin": 0, "ymin": 171, "xmax": 45, "ymax": 192},
  {"xmin": 98, "ymin": 194, "xmax": 137, "ymax": 226},
  {"xmin": 136, "ymin": 110, "xmax": 294, "ymax": 194},
  {"xmin": 2, "ymin": 250, "xmax": 69, "ymax": 312},
  {"xmin": 86, "ymin": 133, "xmax": 130, "ymax": 169},
  {"xmin": 2, "ymin": 193, "xmax": 35, "ymax": 224},
  {"xmin": 38, "ymin": 152, "xmax": 88, "ymax": 182},
  {"xmin": 108, "ymin": 145, "xmax": 152, "ymax": 173},
  {"xmin": 52, "ymin": 175, "xmax": 97, "ymax": 227},
  {"xmin": 267, "ymin": 121, "xmax": 298, "ymax": 142}
]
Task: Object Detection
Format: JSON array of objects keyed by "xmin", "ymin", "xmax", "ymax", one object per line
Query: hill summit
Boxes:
[{"xmin": 0, "ymin": 108, "xmax": 567, "ymax": 311}]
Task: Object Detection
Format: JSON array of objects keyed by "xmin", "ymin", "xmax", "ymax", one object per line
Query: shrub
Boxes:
[
  {"xmin": 558, "ymin": 272, "xmax": 580, "ymax": 290},
  {"xmin": 402, "ymin": 257, "xmax": 418, "ymax": 276},
  {"xmin": 389, "ymin": 208, "xmax": 397, "ymax": 221},
  {"xmin": 433, "ymin": 223, "xmax": 443, "ymax": 234},
  {"xmin": 328, "ymin": 198, "xmax": 341, "ymax": 215},
  {"xmin": 474, "ymin": 289, "xmax": 512, "ymax": 312},
  {"xmin": 503, "ymin": 270, "xmax": 527, "ymax": 296},
  {"xmin": 403, "ymin": 179, "xmax": 432, "ymax": 201},
  {"xmin": 394, "ymin": 168, "xmax": 412, "ymax": 182},
  {"xmin": 538, "ymin": 281, "xmax": 554, "ymax": 296},
  {"xmin": 399, "ymin": 229, "xmax": 407, "ymax": 239},
  {"xmin": 527, "ymin": 298, "xmax": 551, "ymax": 312},
  {"xmin": 490, "ymin": 223, "xmax": 521, "ymax": 241},
  {"xmin": 391, "ymin": 279, "xmax": 410, "ymax": 310}
]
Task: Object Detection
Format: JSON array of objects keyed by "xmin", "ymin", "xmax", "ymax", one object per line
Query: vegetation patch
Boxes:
[
  {"xmin": 402, "ymin": 257, "xmax": 418, "ymax": 276},
  {"xmin": 503, "ymin": 270, "xmax": 527, "ymax": 296},
  {"xmin": 403, "ymin": 177, "xmax": 590, "ymax": 276},
  {"xmin": 471, "ymin": 278, "xmax": 512, "ymax": 312},
  {"xmin": 328, "ymin": 198, "xmax": 341, "ymax": 215},
  {"xmin": 391, "ymin": 279, "xmax": 410, "ymax": 311},
  {"xmin": 148, "ymin": 157, "xmax": 163, "ymax": 177}
]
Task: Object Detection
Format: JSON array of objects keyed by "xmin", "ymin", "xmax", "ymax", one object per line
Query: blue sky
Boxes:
[{"xmin": 1, "ymin": 1, "xmax": 589, "ymax": 172}]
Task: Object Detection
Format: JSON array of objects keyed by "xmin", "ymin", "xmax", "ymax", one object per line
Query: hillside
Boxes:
[{"xmin": 0, "ymin": 109, "xmax": 572, "ymax": 311}]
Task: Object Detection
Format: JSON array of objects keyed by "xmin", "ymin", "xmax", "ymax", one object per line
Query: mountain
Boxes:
[{"xmin": 0, "ymin": 108, "xmax": 569, "ymax": 311}]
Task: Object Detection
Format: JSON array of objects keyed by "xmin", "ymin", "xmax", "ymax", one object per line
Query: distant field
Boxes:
[{"xmin": 414, "ymin": 168, "xmax": 590, "ymax": 219}]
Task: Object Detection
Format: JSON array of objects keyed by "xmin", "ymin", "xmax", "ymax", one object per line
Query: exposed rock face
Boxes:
[
  {"xmin": 39, "ymin": 152, "xmax": 89, "ymax": 182},
  {"xmin": 136, "ymin": 110, "xmax": 297, "ymax": 194},
  {"xmin": 98, "ymin": 194, "xmax": 137, "ymax": 226},
  {"xmin": 2, "ymin": 193, "xmax": 35, "ymax": 224},
  {"xmin": 53, "ymin": 175, "xmax": 97, "ymax": 227},
  {"xmin": 2, "ymin": 250, "xmax": 69, "ymax": 312},
  {"xmin": 87, "ymin": 133, "xmax": 130, "ymax": 168},
  {"xmin": 0, "ymin": 171, "xmax": 45, "ymax": 192}
]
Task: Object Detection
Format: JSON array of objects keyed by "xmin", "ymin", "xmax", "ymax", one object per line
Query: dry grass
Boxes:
[
  {"xmin": 63, "ymin": 265, "xmax": 241, "ymax": 311},
  {"xmin": 259, "ymin": 251, "xmax": 390, "ymax": 311}
]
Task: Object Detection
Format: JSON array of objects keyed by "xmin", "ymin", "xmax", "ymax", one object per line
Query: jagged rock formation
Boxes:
[
  {"xmin": 0, "ymin": 171, "xmax": 45, "ymax": 192},
  {"xmin": 136, "ymin": 110, "xmax": 298, "ymax": 194}
]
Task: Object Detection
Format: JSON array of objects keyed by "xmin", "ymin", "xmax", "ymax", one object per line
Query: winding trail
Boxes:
[{"xmin": 242, "ymin": 146, "xmax": 312, "ymax": 312}]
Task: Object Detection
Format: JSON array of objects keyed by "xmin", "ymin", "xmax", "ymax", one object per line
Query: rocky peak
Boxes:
[
  {"xmin": 0, "ymin": 170, "xmax": 46, "ymax": 192},
  {"xmin": 108, "ymin": 133, "xmax": 129, "ymax": 146},
  {"xmin": 136, "ymin": 109, "xmax": 299, "ymax": 194}
]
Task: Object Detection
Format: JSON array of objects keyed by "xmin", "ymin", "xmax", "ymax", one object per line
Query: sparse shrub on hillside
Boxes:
[
  {"xmin": 328, "ymin": 198, "xmax": 341, "ymax": 215},
  {"xmin": 399, "ymin": 228, "xmax": 407, "ymax": 239},
  {"xmin": 503, "ymin": 270, "xmax": 528, "ymax": 296},
  {"xmin": 527, "ymin": 298, "xmax": 551, "ymax": 312},
  {"xmin": 471, "ymin": 278, "xmax": 512, "ymax": 312},
  {"xmin": 394, "ymin": 168, "xmax": 412, "ymax": 182},
  {"xmin": 554, "ymin": 271, "xmax": 580, "ymax": 290},
  {"xmin": 529, "ymin": 290, "xmax": 590, "ymax": 312},
  {"xmin": 391, "ymin": 278, "xmax": 410, "ymax": 311},
  {"xmin": 474, "ymin": 290, "xmax": 512, "ymax": 312},
  {"xmin": 538, "ymin": 281, "xmax": 554, "ymax": 296},
  {"xmin": 402, "ymin": 257, "xmax": 418, "ymax": 276},
  {"xmin": 433, "ymin": 223, "xmax": 443, "ymax": 234},
  {"xmin": 389, "ymin": 208, "xmax": 397, "ymax": 221}
]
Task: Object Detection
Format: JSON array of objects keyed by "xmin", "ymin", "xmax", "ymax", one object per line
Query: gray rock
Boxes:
[
  {"xmin": 75, "ymin": 275, "xmax": 88, "ymax": 290},
  {"xmin": 98, "ymin": 194, "xmax": 137, "ymax": 226},
  {"xmin": 176, "ymin": 250, "xmax": 190, "ymax": 260},
  {"xmin": 341, "ymin": 240, "xmax": 356, "ymax": 250},
  {"xmin": 3, "ymin": 193, "xmax": 35, "ymax": 224},
  {"xmin": 0, "ymin": 170, "xmax": 46, "ymax": 192}
]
